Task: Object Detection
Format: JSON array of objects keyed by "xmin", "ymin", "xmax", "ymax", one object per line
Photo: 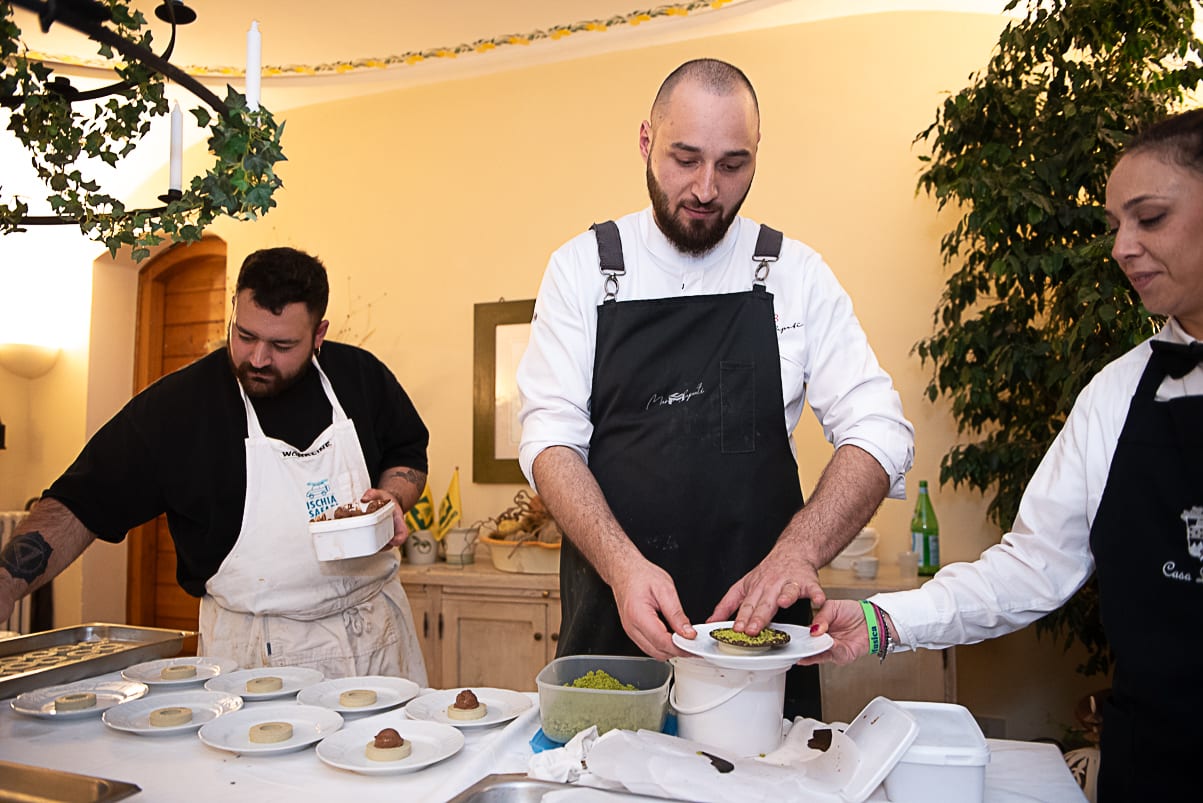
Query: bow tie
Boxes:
[{"xmin": 1150, "ymin": 339, "xmax": 1203, "ymax": 379}]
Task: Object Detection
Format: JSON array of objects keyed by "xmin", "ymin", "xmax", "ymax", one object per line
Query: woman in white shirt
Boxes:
[{"xmin": 804, "ymin": 108, "xmax": 1203, "ymax": 802}]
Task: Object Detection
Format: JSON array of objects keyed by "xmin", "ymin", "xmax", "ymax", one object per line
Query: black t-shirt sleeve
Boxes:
[{"xmin": 44, "ymin": 395, "xmax": 166, "ymax": 543}]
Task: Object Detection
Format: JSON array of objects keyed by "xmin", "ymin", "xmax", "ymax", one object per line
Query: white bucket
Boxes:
[{"xmin": 669, "ymin": 656, "xmax": 788, "ymax": 757}]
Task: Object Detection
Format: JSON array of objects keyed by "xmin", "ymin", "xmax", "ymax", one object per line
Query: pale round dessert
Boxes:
[
  {"xmin": 248, "ymin": 721, "xmax": 293, "ymax": 743},
  {"xmin": 365, "ymin": 727, "xmax": 412, "ymax": 761},
  {"xmin": 338, "ymin": 689, "xmax": 378, "ymax": 708},
  {"xmin": 54, "ymin": 692, "xmax": 97, "ymax": 712},
  {"xmin": 149, "ymin": 706, "xmax": 193, "ymax": 727},
  {"xmin": 160, "ymin": 664, "xmax": 198, "ymax": 680},
  {"xmin": 446, "ymin": 688, "xmax": 487, "ymax": 720},
  {"xmin": 246, "ymin": 676, "xmax": 284, "ymax": 694}
]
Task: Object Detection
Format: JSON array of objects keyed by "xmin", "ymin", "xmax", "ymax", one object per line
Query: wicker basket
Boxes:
[{"xmin": 480, "ymin": 534, "xmax": 560, "ymax": 574}]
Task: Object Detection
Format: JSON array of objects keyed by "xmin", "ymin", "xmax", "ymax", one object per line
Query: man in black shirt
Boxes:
[{"xmin": 0, "ymin": 247, "xmax": 430, "ymax": 682}]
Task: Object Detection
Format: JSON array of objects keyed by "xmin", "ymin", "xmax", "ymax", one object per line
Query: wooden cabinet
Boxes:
[
  {"xmin": 399, "ymin": 553, "xmax": 956, "ymax": 718},
  {"xmin": 817, "ymin": 565, "xmax": 957, "ymax": 722},
  {"xmin": 399, "ymin": 550, "xmax": 559, "ymax": 690}
]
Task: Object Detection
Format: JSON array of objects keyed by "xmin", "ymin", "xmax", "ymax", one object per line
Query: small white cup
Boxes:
[
  {"xmin": 404, "ymin": 529, "xmax": 437, "ymax": 565},
  {"xmin": 442, "ymin": 527, "xmax": 478, "ymax": 565},
  {"xmin": 852, "ymin": 555, "xmax": 879, "ymax": 579}
]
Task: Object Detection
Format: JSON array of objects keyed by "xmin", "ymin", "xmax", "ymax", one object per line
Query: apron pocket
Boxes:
[{"xmin": 720, "ymin": 361, "xmax": 756, "ymax": 454}]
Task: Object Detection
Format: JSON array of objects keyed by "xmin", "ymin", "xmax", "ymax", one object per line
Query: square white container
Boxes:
[
  {"xmin": 883, "ymin": 701, "xmax": 989, "ymax": 803},
  {"xmin": 309, "ymin": 500, "xmax": 395, "ymax": 561}
]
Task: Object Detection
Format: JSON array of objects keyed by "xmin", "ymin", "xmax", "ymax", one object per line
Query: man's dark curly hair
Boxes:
[{"xmin": 235, "ymin": 247, "xmax": 329, "ymax": 320}]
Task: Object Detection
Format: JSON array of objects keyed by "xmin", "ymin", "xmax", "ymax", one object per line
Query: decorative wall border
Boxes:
[{"xmin": 25, "ymin": 0, "xmax": 741, "ymax": 79}]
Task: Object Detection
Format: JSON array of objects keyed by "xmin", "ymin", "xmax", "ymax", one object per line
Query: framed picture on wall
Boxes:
[{"xmin": 473, "ymin": 299, "xmax": 535, "ymax": 483}]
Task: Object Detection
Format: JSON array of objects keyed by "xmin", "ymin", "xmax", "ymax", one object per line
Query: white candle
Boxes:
[
  {"xmin": 246, "ymin": 21, "xmax": 261, "ymax": 111},
  {"xmin": 169, "ymin": 101, "xmax": 182, "ymax": 192}
]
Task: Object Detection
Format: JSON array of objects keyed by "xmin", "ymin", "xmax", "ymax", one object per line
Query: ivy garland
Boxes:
[{"xmin": 0, "ymin": 0, "xmax": 285, "ymax": 261}]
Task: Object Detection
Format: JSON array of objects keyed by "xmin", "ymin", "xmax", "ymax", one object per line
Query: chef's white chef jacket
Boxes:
[
  {"xmin": 876, "ymin": 317, "xmax": 1203, "ymax": 650},
  {"xmin": 518, "ymin": 208, "xmax": 915, "ymax": 498}
]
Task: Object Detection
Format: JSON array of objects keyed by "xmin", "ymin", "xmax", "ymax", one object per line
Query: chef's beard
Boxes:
[
  {"xmin": 646, "ymin": 161, "xmax": 748, "ymax": 257},
  {"xmin": 229, "ymin": 353, "xmax": 310, "ymax": 399}
]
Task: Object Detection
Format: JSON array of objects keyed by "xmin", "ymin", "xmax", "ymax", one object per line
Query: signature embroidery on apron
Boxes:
[{"xmin": 646, "ymin": 382, "xmax": 705, "ymax": 409}]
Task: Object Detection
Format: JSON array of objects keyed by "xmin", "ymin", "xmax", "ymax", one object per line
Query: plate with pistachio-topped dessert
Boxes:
[{"xmin": 673, "ymin": 622, "xmax": 832, "ymax": 669}]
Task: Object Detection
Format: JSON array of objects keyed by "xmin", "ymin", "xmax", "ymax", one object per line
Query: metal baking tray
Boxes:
[
  {"xmin": 0, "ymin": 623, "xmax": 192, "ymax": 699},
  {"xmin": 447, "ymin": 773, "xmax": 677, "ymax": 802},
  {"xmin": 0, "ymin": 761, "xmax": 140, "ymax": 803}
]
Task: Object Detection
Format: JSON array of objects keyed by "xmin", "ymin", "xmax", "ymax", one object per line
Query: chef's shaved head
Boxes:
[{"xmin": 650, "ymin": 59, "xmax": 759, "ymax": 127}]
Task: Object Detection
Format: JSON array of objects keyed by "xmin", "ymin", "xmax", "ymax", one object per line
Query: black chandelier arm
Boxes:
[
  {"xmin": 16, "ymin": 207, "xmax": 167, "ymax": 225},
  {"xmin": 9, "ymin": 0, "xmax": 226, "ymax": 114}
]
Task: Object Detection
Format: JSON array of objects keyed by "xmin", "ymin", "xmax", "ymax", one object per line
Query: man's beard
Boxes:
[
  {"xmin": 646, "ymin": 162, "xmax": 748, "ymax": 257},
  {"xmin": 229, "ymin": 354, "xmax": 309, "ymax": 399}
]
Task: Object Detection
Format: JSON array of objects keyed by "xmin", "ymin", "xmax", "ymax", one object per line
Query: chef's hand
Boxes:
[
  {"xmin": 611, "ymin": 559, "xmax": 694, "ymax": 661},
  {"xmin": 708, "ymin": 548, "xmax": 824, "ymax": 636},
  {"xmin": 361, "ymin": 488, "xmax": 410, "ymax": 549},
  {"xmin": 795, "ymin": 600, "xmax": 873, "ymax": 666}
]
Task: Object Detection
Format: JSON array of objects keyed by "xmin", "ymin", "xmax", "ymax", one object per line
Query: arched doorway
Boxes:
[{"xmin": 125, "ymin": 237, "xmax": 227, "ymax": 651}]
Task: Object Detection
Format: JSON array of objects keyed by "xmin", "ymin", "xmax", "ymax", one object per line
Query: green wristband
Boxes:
[{"xmin": 858, "ymin": 599, "xmax": 881, "ymax": 656}]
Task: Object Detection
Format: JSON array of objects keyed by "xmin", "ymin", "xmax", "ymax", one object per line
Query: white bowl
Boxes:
[{"xmin": 831, "ymin": 527, "xmax": 879, "ymax": 570}]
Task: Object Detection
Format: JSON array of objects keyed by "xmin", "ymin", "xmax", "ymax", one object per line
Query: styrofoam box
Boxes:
[
  {"xmin": 310, "ymin": 500, "xmax": 395, "ymax": 561},
  {"xmin": 883, "ymin": 701, "xmax": 990, "ymax": 803}
]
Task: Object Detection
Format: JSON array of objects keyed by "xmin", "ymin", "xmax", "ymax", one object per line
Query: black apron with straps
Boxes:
[
  {"xmin": 1089, "ymin": 348, "xmax": 1203, "ymax": 801},
  {"xmin": 557, "ymin": 220, "xmax": 821, "ymax": 720}
]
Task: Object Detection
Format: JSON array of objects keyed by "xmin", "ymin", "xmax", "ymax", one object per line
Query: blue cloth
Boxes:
[{"xmin": 529, "ymin": 714, "xmax": 677, "ymax": 753}]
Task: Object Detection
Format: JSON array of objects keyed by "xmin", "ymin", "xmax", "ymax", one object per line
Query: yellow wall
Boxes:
[{"xmin": 1, "ymin": 10, "xmax": 1105, "ymax": 740}]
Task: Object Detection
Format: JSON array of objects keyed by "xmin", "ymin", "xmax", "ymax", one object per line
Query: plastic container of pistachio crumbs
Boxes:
[{"xmin": 536, "ymin": 655, "xmax": 671, "ymax": 744}]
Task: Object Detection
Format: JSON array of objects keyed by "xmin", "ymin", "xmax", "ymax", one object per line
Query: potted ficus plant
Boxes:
[{"xmin": 915, "ymin": 0, "xmax": 1202, "ymax": 681}]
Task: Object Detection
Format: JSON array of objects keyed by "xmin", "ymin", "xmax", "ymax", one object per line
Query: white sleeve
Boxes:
[
  {"xmin": 792, "ymin": 251, "xmax": 914, "ymax": 499},
  {"xmin": 869, "ymin": 372, "xmax": 1127, "ymax": 650},
  {"xmin": 517, "ymin": 237, "xmax": 599, "ymax": 489}
]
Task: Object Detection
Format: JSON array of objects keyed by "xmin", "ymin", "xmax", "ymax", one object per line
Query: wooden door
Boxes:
[{"xmin": 126, "ymin": 238, "xmax": 227, "ymax": 652}]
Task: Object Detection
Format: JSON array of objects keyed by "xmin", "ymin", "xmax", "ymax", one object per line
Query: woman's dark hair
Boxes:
[
  {"xmin": 1127, "ymin": 108, "xmax": 1203, "ymax": 175},
  {"xmin": 235, "ymin": 247, "xmax": 329, "ymax": 320}
]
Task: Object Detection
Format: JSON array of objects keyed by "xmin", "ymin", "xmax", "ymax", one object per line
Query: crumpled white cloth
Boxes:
[{"xmin": 529, "ymin": 719, "xmax": 853, "ymax": 803}]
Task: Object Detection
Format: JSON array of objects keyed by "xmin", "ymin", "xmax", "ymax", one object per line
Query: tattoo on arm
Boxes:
[
  {"xmin": 0, "ymin": 531, "xmax": 53, "ymax": 583},
  {"xmin": 386, "ymin": 468, "xmax": 423, "ymax": 485}
]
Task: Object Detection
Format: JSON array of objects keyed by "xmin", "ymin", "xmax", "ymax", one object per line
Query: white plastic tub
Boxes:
[
  {"xmin": 883, "ymin": 701, "xmax": 989, "ymax": 803},
  {"xmin": 310, "ymin": 500, "xmax": 395, "ymax": 561}
]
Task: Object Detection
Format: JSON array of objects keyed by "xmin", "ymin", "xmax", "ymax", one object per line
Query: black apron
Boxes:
[
  {"xmin": 1089, "ymin": 349, "xmax": 1203, "ymax": 802},
  {"xmin": 557, "ymin": 221, "xmax": 821, "ymax": 720}
]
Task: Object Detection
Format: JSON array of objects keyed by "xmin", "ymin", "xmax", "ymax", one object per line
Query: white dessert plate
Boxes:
[
  {"xmin": 102, "ymin": 690, "xmax": 243, "ymax": 736},
  {"xmin": 296, "ymin": 675, "xmax": 420, "ymax": 715},
  {"xmin": 672, "ymin": 622, "xmax": 833, "ymax": 670},
  {"xmin": 403, "ymin": 687, "xmax": 532, "ymax": 728},
  {"xmin": 11, "ymin": 679, "xmax": 149, "ymax": 719},
  {"xmin": 205, "ymin": 667, "xmax": 324, "ymax": 701},
  {"xmin": 198, "ymin": 703, "xmax": 343, "ymax": 755},
  {"xmin": 121, "ymin": 655, "xmax": 238, "ymax": 686},
  {"xmin": 316, "ymin": 718, "xmax": 465, "ymax": 775}
]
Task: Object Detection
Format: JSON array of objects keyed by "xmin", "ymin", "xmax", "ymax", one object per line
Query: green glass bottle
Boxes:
[{"xmin": 911, "ymin": 480, "xmax": 940, "ymax": 576}]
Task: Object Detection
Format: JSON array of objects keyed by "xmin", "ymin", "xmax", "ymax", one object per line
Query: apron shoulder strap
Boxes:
[
  {"xmin": 591, "ymin": 220, "xmax": 625, "ymax": 302},
  {"xmin": 590, "ymin": 221, "xmax": 626, "ymax": 275},
  {"xmin": 754, "ymin": 224, "xmax": 783, "ymax": 261},
  {"xmin": 753, "ymin": 224, "xmax": 783, "ymax": 284}
]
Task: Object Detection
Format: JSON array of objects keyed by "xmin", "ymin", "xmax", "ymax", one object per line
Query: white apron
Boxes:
[{"xmin": 197, "ymin": 358, "xmax": 427, "ymax": 685}]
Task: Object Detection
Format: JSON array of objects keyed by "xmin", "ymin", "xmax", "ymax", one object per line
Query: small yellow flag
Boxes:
[
  {"xmin": 404, "ymin": 482, "xmax": 435, "ymax": 533},
  {"xmin": 435, "ymin": 468, "xmax": 463, "ymax": 541}
]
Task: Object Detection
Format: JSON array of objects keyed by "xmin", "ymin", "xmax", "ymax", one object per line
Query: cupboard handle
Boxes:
[
  {"xmin": 541, "ymin": 590, "xmax": 550, "ymax": 598},
  {"xmin": 551, "ymin": 632, "xmax": 559, "ymax": 642},
  {"xmin": 534, "ymin": 632, "xmax": 543, "ymax": 641},
  {"xmin": 423, "ymin": 612, "xmax": 429, "ymax": 639},
  {"xmin": 438, "ymin": 612, "xmax": 444, "ymax": 640}
]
